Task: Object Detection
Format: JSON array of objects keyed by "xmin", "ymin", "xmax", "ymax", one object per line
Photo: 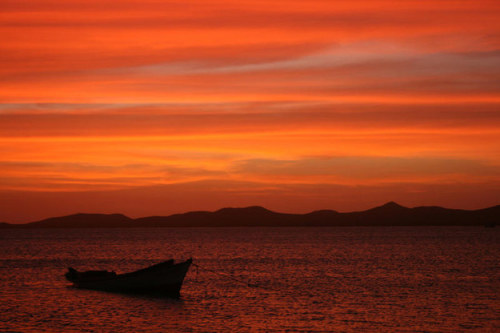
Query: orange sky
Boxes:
[{"xmin": 1, "ymin": 0, "xmax": 499, "ymax": 222}]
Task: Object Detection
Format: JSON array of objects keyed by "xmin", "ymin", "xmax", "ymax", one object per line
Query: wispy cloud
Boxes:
[{"xmin": 0, "ymin": 0, "xmax": 499, "ymax": 221}]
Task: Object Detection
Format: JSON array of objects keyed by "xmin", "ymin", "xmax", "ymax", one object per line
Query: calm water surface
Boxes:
[{"xmin": 0, "ymin": 227, "xmax": 498, "ymax": 332}]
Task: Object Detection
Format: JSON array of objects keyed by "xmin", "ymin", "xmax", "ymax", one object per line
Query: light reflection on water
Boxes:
[{"xmin": 0, "ymin": 227, "xmax": 498, "ymax": 332}]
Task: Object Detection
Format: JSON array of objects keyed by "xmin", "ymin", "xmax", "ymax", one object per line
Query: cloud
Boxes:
[
  {"xmin": 231, "ymin": 156, "xmax": 500, "ymax": 183},
  {"xmin": 1, "ymin": 0, "xmax": 498, "ymax": 34},
  {"xmin": 1, "ymin": 102, "xmax": 499, "ymax": 137},
  {"xmin": 0, "ymin": 0, "xmax": 499, "ymax": 221},
  {"xmin": 0, "ymin": 160, "xmax": 228, "ymax": 191}
]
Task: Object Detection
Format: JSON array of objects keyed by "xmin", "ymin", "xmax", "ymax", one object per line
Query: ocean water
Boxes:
[{"xmin": 0, "ymin": 227, "xmax": 498, "ymax": 332}]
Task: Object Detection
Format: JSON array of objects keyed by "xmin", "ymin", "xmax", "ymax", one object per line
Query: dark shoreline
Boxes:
[{"xmin": 2, "ymin": 201, "xmax": 498, "ymax": 228}]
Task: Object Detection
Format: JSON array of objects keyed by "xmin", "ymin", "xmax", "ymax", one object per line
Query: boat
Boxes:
[{"xmin": 65, "ymin": 258, "xmax": 192, "ymax": 297}]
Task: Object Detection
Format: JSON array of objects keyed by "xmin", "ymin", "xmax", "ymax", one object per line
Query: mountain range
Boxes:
[{"xmin": 1, "ymin": 202, "xmax": 498, "ymax": 228}]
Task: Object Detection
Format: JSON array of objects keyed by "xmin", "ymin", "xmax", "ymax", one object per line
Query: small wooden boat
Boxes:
[{"xmin": 65, "ymin": 259, "xmax": 192, "ymax": 297}]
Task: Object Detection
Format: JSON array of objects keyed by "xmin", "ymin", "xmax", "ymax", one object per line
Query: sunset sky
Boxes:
[{"xmin": 1, "ymin": 0, "xmax": 499, "ymax": 222}]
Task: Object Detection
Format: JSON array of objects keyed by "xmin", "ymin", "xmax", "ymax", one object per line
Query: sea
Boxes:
[{"xmin": 0, "ymin": 227, "xmax": 498, "ymax": 332}]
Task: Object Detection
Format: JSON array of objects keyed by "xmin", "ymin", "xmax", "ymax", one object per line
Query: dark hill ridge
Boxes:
[
  {"xmin": 19, "ymin": 213, "xmax": 133, "ymax": 228},
  {"xmin": 1, "ymin": 202, "xmax": 498, "ymax": 228}
]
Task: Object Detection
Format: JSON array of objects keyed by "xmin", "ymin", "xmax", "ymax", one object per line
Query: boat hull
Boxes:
[{"xmin": 67, "ymin": 259, "xmax": 192, "ymax": 297}]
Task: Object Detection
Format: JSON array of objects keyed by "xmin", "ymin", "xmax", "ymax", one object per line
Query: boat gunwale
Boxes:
[{"xmin": 67, "ymin": 259, "xmax": 192, "ymax": 284}]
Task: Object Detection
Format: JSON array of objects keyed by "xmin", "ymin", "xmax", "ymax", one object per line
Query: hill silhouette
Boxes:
[
  {"xmin": 17, "ymin": 213, "xmax": 134, "ymax": 228},
  {"xmin": 0, "ymin": 202, "xmax": 498, "ymax": 228}
]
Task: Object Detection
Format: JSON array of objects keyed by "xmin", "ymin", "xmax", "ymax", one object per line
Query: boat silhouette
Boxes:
[{"xmin": 65, "ymin": 259, "xmax": 192, "ymax": 297}]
